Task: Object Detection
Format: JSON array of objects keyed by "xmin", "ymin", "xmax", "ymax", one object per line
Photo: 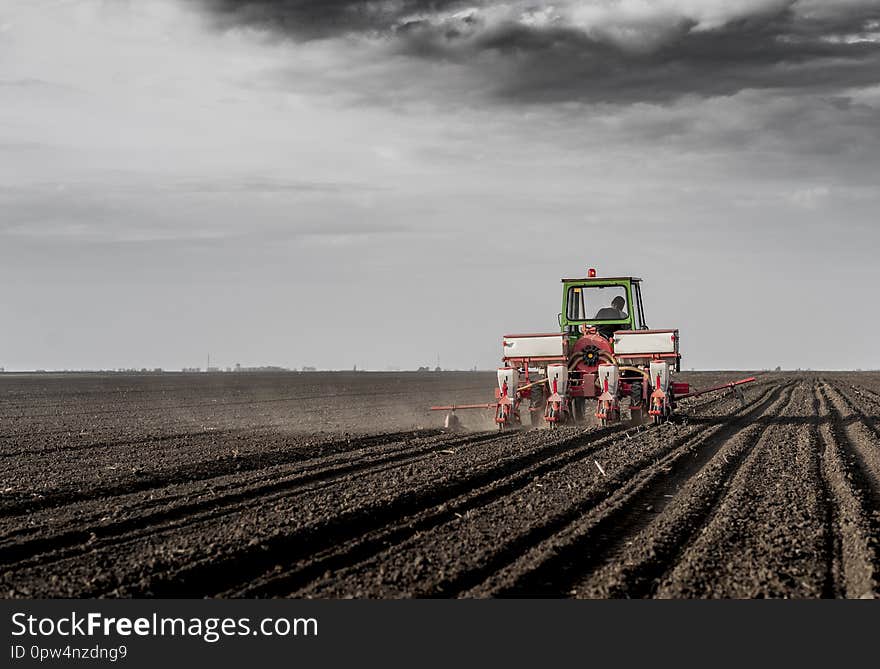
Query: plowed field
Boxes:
[{"xmin": 1, "ymin": 371, "xmax": 878, "ymax": 598}]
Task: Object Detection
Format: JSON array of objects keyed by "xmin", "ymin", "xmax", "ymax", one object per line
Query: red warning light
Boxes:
[{"xmin": 588, "ymin": 268, "xmax": 597, "ymax": 278}]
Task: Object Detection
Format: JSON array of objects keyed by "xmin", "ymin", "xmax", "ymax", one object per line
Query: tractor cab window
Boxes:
[{"xmin": 566, "ymin": 285, "xmax": 630, "ymax": 322}]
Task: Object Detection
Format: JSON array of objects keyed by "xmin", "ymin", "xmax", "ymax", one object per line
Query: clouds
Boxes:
[
  {"xmin": 201, "ymin": 1, "xmax": 464, "ymax": 38},
  {"xmin": 201, "ymin": 1, "xmax": 880, "ymax": 103},
  {"xmin": 0, "ymin": 177, "xmax": 399, "ymax": 245},
  {"xmin": 1, "ymin": 1, "xmax": 879, "ymax": 370}
]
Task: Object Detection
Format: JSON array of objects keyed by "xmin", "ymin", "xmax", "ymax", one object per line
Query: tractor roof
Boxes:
[{"xmin": 560, "ymin": 277, "xmax": 641, "ymax": 282}]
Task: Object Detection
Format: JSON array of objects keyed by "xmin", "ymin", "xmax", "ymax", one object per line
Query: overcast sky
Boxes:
[{"xmin": 1, "ymin": 0, "xmax": 879, "ymax": 371}]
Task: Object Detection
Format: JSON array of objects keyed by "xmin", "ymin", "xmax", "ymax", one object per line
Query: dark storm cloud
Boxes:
[
  {"xmin": 200, "ymin": 1, "xmax": 468, "ymax": 38},
  {"xmin": 464, "ymin": 15, "xmax": 880, "ymax": 103},
  {"xmin": 199, "ymin": 1, "xmax": 880, "ymax": 103}
]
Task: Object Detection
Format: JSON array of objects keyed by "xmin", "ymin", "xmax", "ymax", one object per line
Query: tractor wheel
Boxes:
[
  {"xmin": 630, "ymin": 381, "xmax": 644, "ymax": 409},
  {"xmin": 571, "ymin": 397, "xmax": 586, "ymax": 425},
  {"xmin": 629, "ymin": 406, "xmax": 644, "ymax": 425}
]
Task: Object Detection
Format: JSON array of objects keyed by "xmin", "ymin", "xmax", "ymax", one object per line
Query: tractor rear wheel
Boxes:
[
  {"xmin": 629, "ymin": 406, "xmax": 644, "ymax": 425},
  {"xmin": 630, "ymin": 380, "xmax": 644, "ymax": 409},
  {"xmin": 571, "ymin": 397, "xmax": 587, "ymax": 425}
]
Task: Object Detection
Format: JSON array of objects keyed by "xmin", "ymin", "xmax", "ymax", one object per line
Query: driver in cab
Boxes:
[
  {"xmin": 594, "ymin": 296, "xmax": 628, "ymax": 338},
  {"xmin": 595, "ymin": 296, "xmax": 627, "ymax": 321}
]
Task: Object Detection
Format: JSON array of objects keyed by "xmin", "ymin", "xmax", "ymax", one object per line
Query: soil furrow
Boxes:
[
  {"xmin": 124, "ymin": 424, "xmax": 642, "ymax": 597},
  {"xmin": 7, "ymin": 371, "xmax": 871, "ymax": 599},
  {"xmin": 289, "ymin": 384, "xmax": 781, "ymax": 598},
  {"xmin": 231, "ymin": 421, "xmax": 664, "ymax": 597},
  {"xmin": 456, "ymin": 382, "xmax": 791, "ymax": 597},
  {"xmin": 0, "ymin": 430, "xmax": 505, "ymax": 568},
  {"xmin": 822, "ymin": 383, "xmax": 880, "ymax": 507},
  {"xmin": 0, "ymin": 428, "xmax": 447, "ymax": 519},
  {"xmin": 815, "ymin": 382, "xmax": 880, "ymax": 594},
  {"xmin": 653, "ymin": 382, "xmax": 833, "ymax": 597},
  {"xmin": 569, "ymin": 382, "xmax": 803, "ymax": 598},
  {"xmin": 812, "ymin": 382, "xmax": 876, "ymax": 598},
  {"xmin": 0, "ymin": 422, "xmax": 623, "ymax": 596}
]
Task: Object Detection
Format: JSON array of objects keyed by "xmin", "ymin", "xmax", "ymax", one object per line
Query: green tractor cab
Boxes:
[{"xmin": 559, "ymin": 272, "xmax": 647, "ymax": 340}]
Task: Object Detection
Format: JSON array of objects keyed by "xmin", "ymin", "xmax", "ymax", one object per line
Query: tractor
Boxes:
[{"xmin": 432, "ymin": 268, "xmax": 754, "ymax": 430}]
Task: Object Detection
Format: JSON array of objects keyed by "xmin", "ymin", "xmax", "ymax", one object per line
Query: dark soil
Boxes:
[{"xmin": 1, "ymin": 371, "xmax": 877, "ymax": 598}]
